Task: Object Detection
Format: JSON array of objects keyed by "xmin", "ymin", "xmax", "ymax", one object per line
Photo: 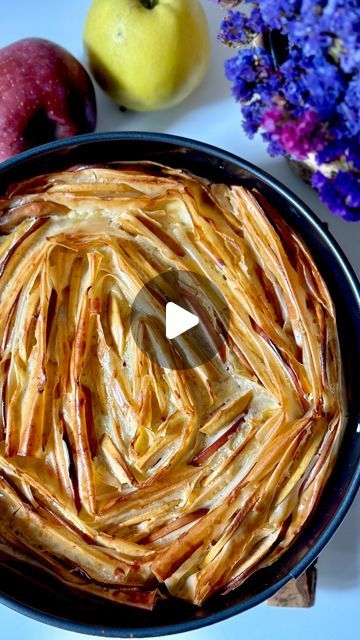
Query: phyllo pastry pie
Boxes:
[{"xmin": 0, "ymin": 163, "xmax": 343, "ymax": 609}]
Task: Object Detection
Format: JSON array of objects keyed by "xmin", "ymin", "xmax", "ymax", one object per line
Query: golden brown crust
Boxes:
[{"xmin": 0, "ymin": 163, "xmax": 343, "ymax": 608}]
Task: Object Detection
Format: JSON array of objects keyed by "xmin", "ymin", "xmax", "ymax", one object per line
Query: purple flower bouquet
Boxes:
[{"xmin": 212, "ymin": 1, "xmax": 360, "ymax": 221}]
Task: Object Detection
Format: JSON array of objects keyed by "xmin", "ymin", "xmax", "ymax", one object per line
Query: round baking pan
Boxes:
[{"xmin": 0, "ymin": 132, "xmax": 359, "ymax": 637}]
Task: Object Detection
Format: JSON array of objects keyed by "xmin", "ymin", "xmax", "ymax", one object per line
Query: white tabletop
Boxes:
[{"xmin": 1, "ymin": 2, "xmax": 359, "ymax": 639}]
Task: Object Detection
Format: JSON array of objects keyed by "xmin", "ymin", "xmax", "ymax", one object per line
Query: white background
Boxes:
[{"xmin": 0, "ymin": 2, "xmax": 359, "ymax": 639}]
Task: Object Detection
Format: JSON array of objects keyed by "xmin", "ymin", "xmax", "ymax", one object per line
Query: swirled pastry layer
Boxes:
[{"xmin": 0, "ymin": 163, "xmax": 343, "ymax": 608}]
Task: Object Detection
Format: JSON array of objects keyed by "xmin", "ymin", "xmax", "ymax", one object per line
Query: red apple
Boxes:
[{"xmin": 0, "ymin": 38, "xmax": 97, "ymax": 162}]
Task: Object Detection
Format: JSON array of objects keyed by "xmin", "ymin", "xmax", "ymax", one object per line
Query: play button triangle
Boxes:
[
  {"xmin": 130, "ymin": 270, "xmax": 230, "ymax": 369},
  {"xmin": 166, "ymin": 302, "xmax": 199, "ymax": 340}
]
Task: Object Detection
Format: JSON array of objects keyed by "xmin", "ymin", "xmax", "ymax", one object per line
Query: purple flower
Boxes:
[
  {"xmin": 347, "ymin": 144, "xmax": 360, "ymax": 172},
  {"xmin": 219, "ymin": 11, "xmax": 247, "ymax": 45},
  {"xmin": 261, "ymin": 106, "xmax": 283, "ymax": 133},
  {"xmin": 261, "ymin": 107, "xmax": 325, "ymax": 159},
  {"xmin": 287, "ymin": 17, "xmax": 332, "ymax": 57},
  {"xmin": 280, "ymin": 52, "xmax": 309, "ymax": 107},
  {"xmin": 246, "ymin": 8, "xmax": 265, "ymax": 33},
  {"xmin": 337, "ymin": 75, "xmax": 360, "ymax": 137},
  {"xmin": 214, "ymin": 0, "xmax": 360, "ymax": 220},
  {"xmin": 242, "ymin": 101, "xmax": 265, "ymax": 136},
  {"xmin": 316, "ymin": 140, "xmax": 349, "ymax": 164},
  {"xmin": 225, "ymin": 47, "xmax": 274, "ymax": 102},
  {"xmin": 312, "ymin": 170, "xmax": 360, "ymax": 221},
  {"xmin": 316, "ymin": 139, "xmax": 360, "ymax": 174},
  {"xmin": 301, "ymin": 55, "xmax": 346, "ymax": 118},
  {"xmin": 260, "ymin": 0, "xmax": 301, "ymax": 30}
]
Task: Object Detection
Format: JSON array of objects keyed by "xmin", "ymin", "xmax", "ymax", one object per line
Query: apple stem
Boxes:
[{"xmin": 140, "ymin": 0, "xmax": 158, "ymax": 8}]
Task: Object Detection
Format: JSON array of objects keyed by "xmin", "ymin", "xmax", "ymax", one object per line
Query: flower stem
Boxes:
[{"xmin": 140, "ymin": 0, "xmax": 158, "ymax": 8}]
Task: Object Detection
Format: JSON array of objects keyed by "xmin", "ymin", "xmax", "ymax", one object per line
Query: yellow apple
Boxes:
[{"xmin": 84, "ymin": 0, "xmax": 210, "ymax": 111}]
